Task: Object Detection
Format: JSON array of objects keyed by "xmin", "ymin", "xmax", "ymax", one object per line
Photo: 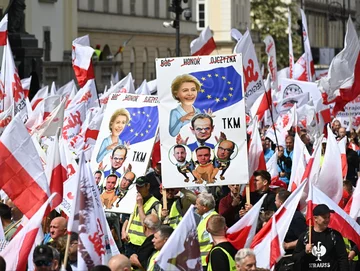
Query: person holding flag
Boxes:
[{"xmin": 292, "ymin": 204, "xmax": 349, "ymax": 271}]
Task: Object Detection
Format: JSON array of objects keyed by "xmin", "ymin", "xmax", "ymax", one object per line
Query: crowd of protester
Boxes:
[{"xmin": 0, "ymin": 119, "xmax": 359, "ymax": 271}]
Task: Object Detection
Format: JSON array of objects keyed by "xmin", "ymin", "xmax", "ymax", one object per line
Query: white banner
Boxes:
[
  {"xmin": 90, "ymin": 93, "xmax": 159, "ymax": 213},
  {"xmin": 156, "ymin": 54, "xmax": 248, "ymax": 188},
  {"xmin": 335, "ymin": 95, "xmax": 360, "ymax": 130}
]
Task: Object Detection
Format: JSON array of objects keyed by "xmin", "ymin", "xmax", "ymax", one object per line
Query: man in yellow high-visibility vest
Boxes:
[{"xmin": 194, "ymin": 191, "xmax": 217, "ymax": 271}]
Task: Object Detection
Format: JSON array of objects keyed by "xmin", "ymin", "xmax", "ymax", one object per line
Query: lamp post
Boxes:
[{"xmin": 166, "ymin": 0, "xmax": 191, "ymax": 57}]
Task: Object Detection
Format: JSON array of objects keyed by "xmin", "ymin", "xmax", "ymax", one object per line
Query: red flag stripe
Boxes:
[
  {"xmin": 50, "ymin": 163, "xmax": 67, "ymax": 208},
  {"xmin": 0, "ymin": 142, "xmax": 48, "ymax": 218},
  {"xmin": 17, "ymin": 228, "xmax": 38, "ymax": 271},
  {"xmin": 0, "ymin": 31, "xmax": 7, "ymax": 46},
  {"xmin": 192, "ymin": 37, "xmax": 216, "ymax": 56}
]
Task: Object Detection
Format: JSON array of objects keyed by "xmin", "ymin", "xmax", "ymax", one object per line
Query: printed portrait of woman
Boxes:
[
  {"xmin": 168, "ymin": 74, "xmax": 202, "ymax": 137},
  {"xmin": 96, "ymin": 108, "xmax": 130, "ymax": 163}
]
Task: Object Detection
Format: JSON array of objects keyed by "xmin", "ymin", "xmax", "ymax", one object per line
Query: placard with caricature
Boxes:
[
  {"xmin": 156, "ymin": 54, "xmax": 248, "ymax": 188},
  {"xmin": 90, "ymin": 93, "xmax": 159, "ymax": 213}
]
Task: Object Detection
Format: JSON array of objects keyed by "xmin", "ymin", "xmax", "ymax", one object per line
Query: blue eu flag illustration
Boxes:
[
  {"xmin": 191, "ymin": 66, "xmax": 243, "ymax": 112},
  {"xmin": 121, "ymin": 106, "xmax": 158, "ymax": 145}
]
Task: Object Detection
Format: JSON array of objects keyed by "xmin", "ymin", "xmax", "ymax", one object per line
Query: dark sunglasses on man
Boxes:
[{"xmin": 35, "ymin": 260, "xmax": 52, "ymax": 267}]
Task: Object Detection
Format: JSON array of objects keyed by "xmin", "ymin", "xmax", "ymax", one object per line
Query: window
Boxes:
[
  {"xmin": 43, "ymin": 27, "xmax": 51, "ymax": 61},
  {"xmin": 130, "ymin": 0, "xmax": 136, "ymax": 15},
  {"xmin": 197, "ymin": 1, "xmax": 206, "ymax": 29},
  {"xmin": 104, "ymin": 0, "xmax": 109, "ymax": 12},
  {"xmin": 88, "ymin": 0, "xmax": 94, "ymax": 11},
  {"xmin": 143, "ymin": 0, "xmax": 148, "ymax": 16},
  {"xmin": 154, "ymin": 0, "xmax": 159, "ymax": 18},
  {"xmin": 117, "ymin": 0, "xmax": 123, "ymax": 14}
]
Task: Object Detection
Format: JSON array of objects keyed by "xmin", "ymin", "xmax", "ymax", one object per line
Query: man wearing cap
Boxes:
[
  {"xmin": 122, "ymin": 176, "xmax": 161, "ymax": 257},
  {"xmin": 33, "ymin": 244, "xmax": 55, "ymax": 271},
  {"xmin": 293, "ymin": 204, "xmax": 349, "ymax": 271}
]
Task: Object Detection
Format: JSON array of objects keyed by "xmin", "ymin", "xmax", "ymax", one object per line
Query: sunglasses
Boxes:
[{"xmin": 35, "ymin": 260, "xmax": 52, "ymax": 267}]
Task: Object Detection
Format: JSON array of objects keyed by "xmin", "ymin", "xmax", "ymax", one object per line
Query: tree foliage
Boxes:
[{"xmin": 251, "ymin": 0, "xmax": 302, "ymax": 70}]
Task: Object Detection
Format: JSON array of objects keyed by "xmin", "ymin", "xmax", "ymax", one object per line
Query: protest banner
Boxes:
[
  {"xmin": 156, "ymin": 54, "xmax": 248, "ymax": 188},
  {"xmin": 335, "ymin": 95, "xmax": 360, "ymax": 130},
  {"xmin": 90, "ymin": 93, "xmax": 159, "ymax": 213}
]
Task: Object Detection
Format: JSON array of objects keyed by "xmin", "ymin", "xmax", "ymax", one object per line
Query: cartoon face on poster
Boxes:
[
  {"xmin": 90, "ymin": 93, "xmax": 159, "ymax": 213},
  {"xmin": 156, "ymin": 54, "xmax": 249, "ymax": 188}
]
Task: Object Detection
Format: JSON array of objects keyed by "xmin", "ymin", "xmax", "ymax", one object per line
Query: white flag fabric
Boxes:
[
  {"xmin": 30, "ymin": 86, "xmax": 49, "ymax": 110},
  {"xmin": 300, "ymin": 9, "xmax": 315, "ymax": 82},
  {"xmin": 0, "ymin": 194, "xmax": 56, "ymax": 271},
  {"xmin": 226, "ymin": 194, "xmax": 266, "ymax": 249},
  {"xmin": 62, "ymin": 101, "xmax": 86, "ymax": 141},
  {"xmin": 263, "ymin": 35, "xmax": 278, "ymax": 90},
  {"xmin": 68, "ymin": 78, "xmax": 99, "ymax": 111},
  {"xmin": 56, "ymin": 80, "xmax": 77, "ymax": 98},
  {"xmin": 135, "ymin": 79, "xmax": 151, "ymax": 95},
  {"xmin": 190, "ymin": 26, "xmax": 216, "ymax": 56},
  {"xmin": 0, "ymin": 105, "xmax": 12, "ymax": 137},
  {"xmin": 317, "ymin": 125, "xmax": 343, "ymax": 204},
  {"xmin": 20, "ymin": 76, "xmax": 31, "ymax": 99},
  {"xmin": 234, "ymin": 30, "xmax": 266, "ymax": 110},
  {"xmin": 230, "ymin": 28, "xmax": 243, "ymax": 41},
  {"xmin": 50, "ymin": 81, "xmax": 57, "ymax": 96},
  {"xmin": 251, "ymin": 179, "xmax": 308, "ymax": 269},
  {"xmin": 345, "ymin": 178, "xmax": 360, "ymax": 219},
  {"xmin": 99, "ymin": 73, "xmax": 134, "ymax": 106},
  {"xmin": 288, "ymin": 8, "xmax": 294, "ymax": 79},
  {"xmin": 156, "ymin": 205, "xmax": 202, "ymax": 271},
  {"xmin": 266, "ymin": 151, "xmax": 278, "ymax": 181},
  {"xmin": 0, "ymin": 114, "xmax": 49, "ymax": 219}
]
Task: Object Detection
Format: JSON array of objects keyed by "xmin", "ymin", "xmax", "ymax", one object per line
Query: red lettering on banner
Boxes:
[
  {"xmin": 243, "ymin": 59, "xmax": 259, "ymax": 92},
  {"xmin": 0, "ymin": 116, "xmax": 11, "ymax": 128},
  {"xmin": 300, "ymin": 119, "xmax": 307, "ymax": 128},
  {"xmin": 76, "ymin": 90, "xmax": 92, "ymax": 104},
  {"xmin": 63, "ymin": 111, "xmax": 82, "ymax": 140},
  {"xmin": 266, "ymin": 42, "xmax": 273, "ymax": 54},
  {"xmin": 88, "ymin": 232, "xmax": 105, "ymax": 257},
  {"xmin": 269, "ymin": 56, "xmax": 275, "ymax": 80},
  {"xmin": 282, "ymin": 115, "xmax": 289, "ymax": 128},
  {"xmin": 67, "ymin": 164, "xmax": 76, "ymax": 177},
  {"xmin": 0, "ymin": 80, "xmax": 6, "ymax": 101}
]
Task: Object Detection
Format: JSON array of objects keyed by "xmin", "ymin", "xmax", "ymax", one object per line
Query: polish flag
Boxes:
[
  {"xmin": 0, "ymin": 114, "xmax": 49, "ymax": 219},
  {"xmin": 20, "ymin": 76, "xmax": 31, "ymax": 99},
  {"xmin": 72, "ymin": 35, "xmax": 95, "ymax": 87},
  {"xmin": 288, "ymin": 8, "xmax": 294, "ymax": 79},
  {"xmin": 344, "ymin": 178, "xmax": 360, "ymax": 219},
  {"xmin": 317, "ymin": 125, "xmax": 343, "ymax": 204},
  {"xmin": 190, "ymin": 26, "xmax": 216, "ymax": 56},
  {"xmin": 45, "ymin": 131, "xmax": 67, "ymax": 209},
  {"xmin": 151, "ymin": 132, "xmax": 161, "ymax": 168},
  {"xmin": 0, "ymin": 14, "xmax": 8, "ymax": 45},
  {"xmin": 0, "ymin": 194, "xmax": 56, "ymax": 271},
  {"xmin": 30, "ymin": 86, "xmax": 49, "ymax": 111},
  {"xmin": 33, "ymin": 98, "xmax": 66, "ymax": 138},
  {"xmin": 247, "ymin": 118, "xmax": 266, "ymax": 192},
  {"xmin": 250, "ymin": 179, "xmax": 308, "ymax": 269},
  {"xmin": 226, "ymin": 194, "xmax": 266, "ymax": 249},
  {"xmin": 307, "ymin": 184, "xmax": 360, "ymax": 249},
  {"xmin": 250, "ymin": 75, "xmax": 272, "ymax": 121},
  {"xmin": 264, "ymin": 35, "xmax": 278, "ymax": 90},
  {"xmin": 300, "ymin": 9, "xmax": 315, "ymax": 82},
  {"xmin": 0, "ymin": 105, "xmax": 13, "ymax": 137}
]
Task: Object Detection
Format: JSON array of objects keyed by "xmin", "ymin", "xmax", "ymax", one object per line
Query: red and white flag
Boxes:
[
  {"xmin": 337, "ymin": 136, "xmax": 348, "ymax": 179},
  {"xmin": 45, "ymin": 131, "xmax": 67, "ymax": 209},
  {"xmin": 276, "ymin": 92, "xmax": 309, "ymax": 114},
  {"xmin": 300, "ymin": 9, "xmax": 315, "ymax": 82},
  {"xmin": 307, "ymin": 184, "xmax": 360, "ymax": 249},
  {"xmin": 344, "ymin": 178, "xmax": 360, "ymax": 219},
  {"xmin": 0, "ymin": 114, "xmax": 49, "ymax": 219},
  {"xmin": 62, "ymin": 101, "xmax": 86, "ymax": 141},
  {"xmin": 250, "ymin": 74, "xmax": 272, "ymax": 121},
  {"xmin": 20, "ymin": 76, "xmax": 31, "ymax": 99},
  {"xmin": 234, "ymin": 30, "xmax": 265, "ymax": 110},
  {"xmin": 155, "ymin": 205, "xmax": 202, "ymax": 271},
  {"xmin": 190, "ymin": 26, "xmax": 216, "ymax": 56},
  {"xmin": 56, "ymin": 80, "xmax": 76, "ymax": 98},
  {"xmin": 0, "ymin": 193, "xmax": 56, "ymax": 271},
  {"xmin": 226, "ymin": 194, "xmax": 266, "ymax": 249},
  {"xmin": 264, "ymin": 35, "xmax": 278, "ymax": 90},
  {"xmin": 30, "ymin": 86, "xmax": 49, "ymax": 111},
  {"xmin": 317, "ymin": 125, "xmax": 343, "ymax": 204},
  {"xmin": 248, "ymin": 118, "xmax": 266, "ymax": 192},
  {"xmin": 50, "ymin": 81, "xmax": 57, "ymax": 96},
  {"xmin": 266, "ymin": 151, "xmax": 279, "ymax": 182},
  {"xmin": 0, "ymin": 14, "xmax": 8, "ymax": 46},
  {"xmin": 67, "ymin": 79, "xmax": 99, "ymax": 110},
  {"xmin": 251, "ymin": 179, "xmax": 308, "ymax": 269},
  {"xmin": 72, "ymin": 35, "xmax": 95, "ymax": 87},
  {"xmin": 318, "ymin": 18, "xmax": 359, "ymax": 105},
  {"xmin": 67, "ymin": 154, "xmax": 118, "ymax": 269}
]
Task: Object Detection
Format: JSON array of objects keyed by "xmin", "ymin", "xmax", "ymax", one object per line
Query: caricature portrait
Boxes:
[
  {"xmin": 214, "ymin": 140, "xmax": 237, "ymax": 180},
  {"xmin": 170, "ymin": 144, "xmax": 195, "ymax": 182},
  {"xmin": 96, "ymin": 108, "xmax": 130, "ymax": 163},
  {"xmin": 169, "ymin": 74, "xmax": 202, "ymax": 137},
  {"xmin": 192, "ymin": 146, "xmax": 219, "ymax": 184}
]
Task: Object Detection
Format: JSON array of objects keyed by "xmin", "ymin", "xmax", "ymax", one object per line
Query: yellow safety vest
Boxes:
[
  {"xmin": 128, "ymin": 196, "xmax": 160, "ymax": 246},
  {"xmin": 146, "ymin": 250, "xmax": 160, "ymax": 271},
  {"xmin": 197, "ymin": 210, "xmax": 217, "ymax": 266},
  {"xmin": 344, "ymin": 238, "xmax": 358, "ymax": 261},
  {"xmin": 207, "ymin": 246, "xmax": 236, "ymax": 271},
  {"xmin": 168, "ymin": 200, "xmax": 182, "ymax": 229}
]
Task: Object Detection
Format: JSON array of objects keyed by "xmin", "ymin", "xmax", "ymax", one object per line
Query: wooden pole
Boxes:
[
  {"xmin": 246, "ymin": 184, "xmax": 250, "ymax": 205},
  {"xmin": 62, "ymin": 233, "xmax": 71, "ymax": 269},
  {"xmin": 162, "ymin": 189, "xmax": 168, "ymax": 210}
]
